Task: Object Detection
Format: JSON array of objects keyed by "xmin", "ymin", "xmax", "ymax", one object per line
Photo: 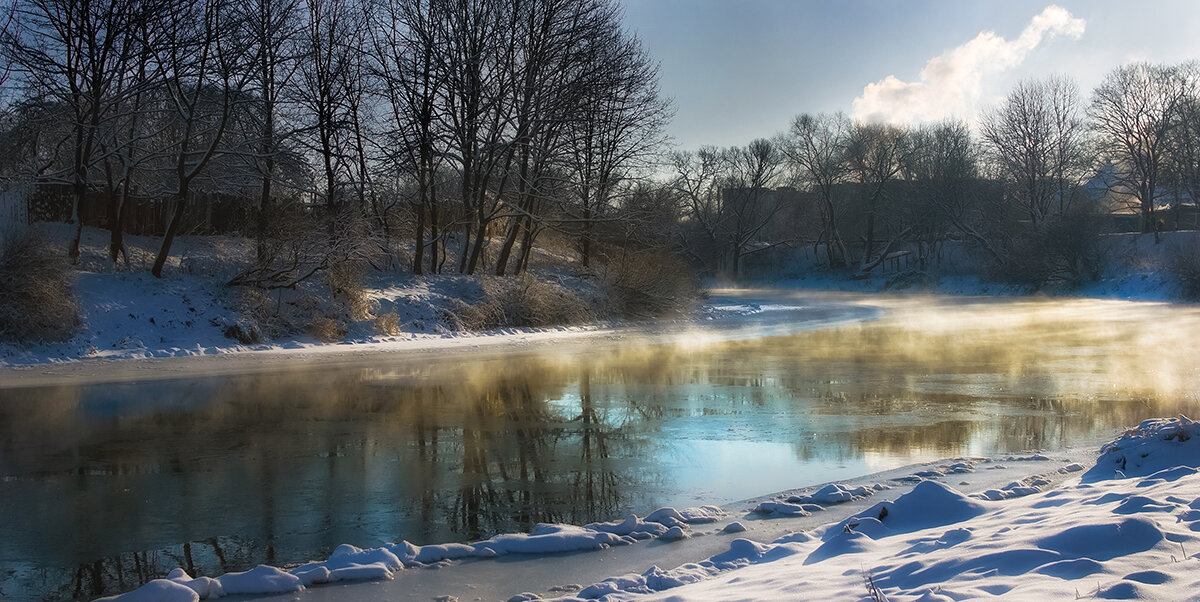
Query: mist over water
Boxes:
[{"xmin": 3, "ymin": 290, "xmax": 1199, "ymax": 600}]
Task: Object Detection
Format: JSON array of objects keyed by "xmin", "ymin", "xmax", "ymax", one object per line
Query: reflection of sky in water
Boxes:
[
  {"xmin": 658, "ymin": 438, "xmax": 917, "ymax": 506},
  {"xmin": 5, "ymin": 291, "xmax": 1200, "ymax": 599}
]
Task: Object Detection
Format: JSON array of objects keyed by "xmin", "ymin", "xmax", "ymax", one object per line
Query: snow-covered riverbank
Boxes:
[
  {"xmin": 0, "ymin": 287, "xmax": 878, "ymax": 388},
  {"xmin": 3, "ymin": 227, "xmax": 1196, "ymax": 370},
  {"xmin": 0, "ymin": 223, "xmax": 696, "ymax": 369},
  {"xmin": 98, "ymin": 416, "xmax": 1200, "ymax": 602}
]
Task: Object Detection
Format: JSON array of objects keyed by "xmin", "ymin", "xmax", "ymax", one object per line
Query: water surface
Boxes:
[{"xmin": 2, "ymin": 290, "xmax": 1199, "ymax": 600}]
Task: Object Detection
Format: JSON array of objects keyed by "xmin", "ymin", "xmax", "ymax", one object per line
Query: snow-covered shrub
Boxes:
[
  {"xmin": 447, "ymin": 275, "xmax": 596, "ymax": 330},
  {"xmin": 225, "ymin": 286, "xmax": 275, "ymax": 341},
  {"xmin": 308, "ymin": 316, "xmax": 347, "ymax": 342},
  {"xmin": 601, "ymin": 251, "xmax": 699, "ymax": 318},
  {"xmin": 223, "ymin": 317, "xmax": 262, "ymax": 344},
  {"xmin": 0, "ymin": 229, "xmax": 79, "ymax": 342},
  {"xmin": 374, "ymin": 311, "xmax": 400, "ymax": 335},
  {"xmin": 326, "ymin": 258, "xmax": 370, "ymax": 321}
]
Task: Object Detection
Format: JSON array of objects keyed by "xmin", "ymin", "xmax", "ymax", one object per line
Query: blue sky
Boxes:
[{"xmin": 620, "ymin": 1, "xmax": 1200, "ymax": 149}]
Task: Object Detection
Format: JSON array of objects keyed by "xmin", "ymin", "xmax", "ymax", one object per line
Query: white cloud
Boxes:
[{"xmin": 850, "ymin": 5, "xmax": 1085, "ymax": 124}]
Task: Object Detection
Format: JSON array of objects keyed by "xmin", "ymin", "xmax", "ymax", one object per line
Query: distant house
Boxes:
[{"xmin": 1083, "ymin": 163, "xmax": 1199, "ymax": 232}]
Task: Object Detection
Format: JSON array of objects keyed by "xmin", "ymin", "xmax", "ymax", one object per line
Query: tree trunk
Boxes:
[
  {"xmin": 515, "ymin": 222, "xmax": 536, "ymax": 274},
  {"xmin": 413, "ymin": 199, "xmax": 426, "ymax": 275},
  {"xmin": 256, "ymin": 153, "xmax": 275, "ymax": 263},
  {"xmin": 69, "ymin": 182, "xmax": 85, "ymax": 262},
  {"xmin": 152, "ymin": 192, "xmax": 188, "ymax": 278},
  {"xmin": 466, "ymin": 209, "xmax": 487, "ymax": 275},
  {"xmin": 581, "ymin": 202, "xmax": 592, "ymax": 268},
  {"xmin": 429, "ymin": 195, "xmax": 440, "ymax": 274},
  {"xmin": 495, "ymin": 216, "xmax": 522, "ymax": 276},
  {"xmin": 458, "ymin": 223, "xmax": 471, "ymax": 273},
  {"xmin": 109, "ymin": 182, "xmax": 133, "ymax": 266},
  {"xmin": 107, "ymin": 192, "xmax": 122, "ymax": 264}
]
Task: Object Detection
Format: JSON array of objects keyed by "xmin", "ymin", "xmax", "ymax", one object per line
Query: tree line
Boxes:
[
  {"xmin": 5, "ymin": 0, "xmax": 1200, "ymax": 292},
  {"xmin": 0, "ymin": 0, "xmax": 670, "ymax": 285},
  {"xmin": 661, "ymin": 63, "xmax": 1200, "ymax": 286}
]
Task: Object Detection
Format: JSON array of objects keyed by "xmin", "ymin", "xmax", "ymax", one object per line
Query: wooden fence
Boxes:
[{"xmin": 26, "ymin": 184, "xmax": 254, "ymax": 236}]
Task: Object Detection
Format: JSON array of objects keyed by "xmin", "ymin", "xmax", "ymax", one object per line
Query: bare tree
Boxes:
[
  {"xmin": 1165, "ymin": 63, "xmax": 1200, "ymax": 230},
  {"xmin": 96, "ymin": 8, "xmax": 156, "ymax": 266},
  {"xmin": 233, "ymin": 0, "xmax": 302, "ymax": 261},
  {"xmin": 1091, "ymin": 62, "xmax": 1194, "ymax": 240},
  {"xmin": 148, "ymin": 0, "xmax": 248, "ymax": 277},
  {"xmin": 557, "ymin": 18, "xmax": 669, "ymax": 271},
  {"xmin": 296, "ymin": 0, "xmax": 363, "ymax": 216},
  {"xmin": 982, "ymin": 76, "xmax": 1090, "ymax": 226},
  {"xmin": 903, "ymin": 120, "xmax": 980, "ymax": 269},
  {"xmin": 6, "ymin": 0, "xmax": 150, "ymax": 259},
  {"xmin": 844, "ymin": 121, "xmax": 909, "ymax": 268},
  {"xmin": 373, "ymin": 0, "xmax": 445, "ymax": 274},
  {"xmin": 0, "ymin": 0, "xmax": 16, "ymax": 109},
  {"xmin": 437, "ymin": 0, "xmax": 511, "ymax": 274},
  {"xmin": 779, "ymin": 113, "xmax": 851, "ymax": 268},
  {"xmin": 670, "ymin": 146, "xmax": 726, "ymax": 270},
  {"xmin": 493, "ymin": 0, "xmax": 611, "ymax": 276},
  {"xmin": 720, "ymin": 139, "xmax": 785, "ymax": 277}
]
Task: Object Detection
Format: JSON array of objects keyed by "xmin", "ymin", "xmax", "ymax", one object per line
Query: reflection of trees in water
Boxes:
[
  {"xmin": 447, "ymin": 370, "xmax": 650, "ymax": 540},
  {"xmin": 0, "ymin": 361, "xmax": 667, "ymax": 599},
  {"xmin": 0, "ymin": 536, "xmax": 260, "ymax": 602}
]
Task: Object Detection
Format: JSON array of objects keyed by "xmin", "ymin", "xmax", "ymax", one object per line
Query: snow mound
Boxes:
[
  {"xmin": 94, "ymin": 579, "xmax": 200, "ymax": 602},
  {"xmin": 473, "ymin": 523, "xmax": 627, "ymax": 555},
  {"xmin": 771, "ymin": 531, "xmax": 812, "ymax": 544},
  {"xmin": 391, "ymin": 541, "xmax": 477, "ymax": 565},
  {"xmin": 165, "ymin": 569, "xmax": 222, "ymax": 598},
  {"xmin": 659, "ymin": 526, "xmax": 689, "ymax": 541},
  {"xmin": 708, "ymin": 538, "xmax": 799, "ymax": 567},
  {"xmin": 217, "ymin": 565, "xmax": 303, "ymax": 595},
  {"xmin": 584, "ymin": 514, "xmax": 669, "ymax": 539},
  {"xmin": 785, "ymin": 482, "xmax": 877, "ymax": 506},
  {"xmin": 750, "ymin": 500, "xmax": 817, "ymax": 517},
  {"xmin": 290, "ymin": 565, "xmax": 332, "ymax": 587},
  {"xmin": 673, "ymin": 505, "xmax": 727, "ymax": 523},
  {"xmin": 289, "ymin": 544, "xmax": 402, "ymax": 583},
  {"xmin": 506, "ymin": 593, "xmax": 542, "ymax": 601},
  {"xmin": 570, "ymin": 538, "xmax": 804, "ymax": 599},
  {"xmin": 830, "ymin": 481, "xmax": 985, "ymax": 539},
  {"xmin": 644, "ymin": 505, "xmax": 726, "ymax": 527},
  {"xmin": 973, "ymin": 475, "xmax": 1052, "ymax": 501},
  {"xmin": 1084, "ymin": 416, "xmax": 1200, "ymax": 481},
  {"xmin": 392, "ymin": 523, "xmax": 638, "ymax": 566},
  {"xmin": 1036, "ymin": 517, "xmax": 1164, "ymax": 561},
  {"xmin": 722, "ymin": 521, "xmax": 747, "ymax": 534},
  {"xmin": 805, "ymin": 529, "xmax": 883, "ymax": 565},
  {"xmin": 389, "ymin": 510, "xmax": 716, "ymax": 568}
]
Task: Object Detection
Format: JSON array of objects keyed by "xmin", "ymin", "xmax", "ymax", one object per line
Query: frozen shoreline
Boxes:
[{"xmin": 99, "ymin": 417, "xmax": 1200, "ymax": 602}]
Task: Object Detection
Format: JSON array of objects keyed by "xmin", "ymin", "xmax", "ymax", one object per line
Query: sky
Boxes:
[{"xmin": 619, "ymin": 0, "xmax": 1200, "ymax": 150}]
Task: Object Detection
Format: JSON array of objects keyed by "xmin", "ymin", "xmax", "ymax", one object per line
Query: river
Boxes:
[{"xmin": 1, "ymin": 290, "xmax": 1198, "ymax": 601}]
